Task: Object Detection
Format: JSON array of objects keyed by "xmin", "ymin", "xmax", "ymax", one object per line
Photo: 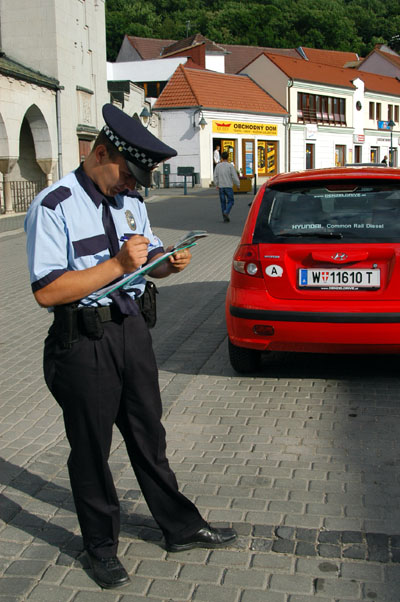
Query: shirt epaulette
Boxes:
[
  {"xmin": 41, "ymin": 186, "xmax": 72, "ymax": 210},
  {"xmin": 124, "ymin": 189, "xmax": 144, "ymax": 202}
]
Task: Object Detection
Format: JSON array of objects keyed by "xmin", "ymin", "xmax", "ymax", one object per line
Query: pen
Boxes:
[{"xmin": 120, "ymin": 234, "xmax": 144, "ymax": 242}]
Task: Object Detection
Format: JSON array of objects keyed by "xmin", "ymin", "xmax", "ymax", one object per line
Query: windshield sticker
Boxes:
[
  {"xmin": 289, "ymin": 223, "xmax": 384, "ymax": 230},
  {"xmin": 291, "ymin": 224, "xmax": 322, "ymax": 229},
  {"xmin": 265, "ymin": 265, "xmax": 283, "ymax": 277},
  {"xmin": 319, "ymin": 193, "xmax": 367, "ymax": 198}
]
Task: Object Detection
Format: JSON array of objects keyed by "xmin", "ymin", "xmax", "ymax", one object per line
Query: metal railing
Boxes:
[{"xmin": 0, "ymin": 179, "xmax": 46, "ymax": 213}]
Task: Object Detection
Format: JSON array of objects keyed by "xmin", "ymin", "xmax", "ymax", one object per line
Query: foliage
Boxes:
[{"xmin": 105, "ymin": 0, "xmax": 400, "ymax": 61}]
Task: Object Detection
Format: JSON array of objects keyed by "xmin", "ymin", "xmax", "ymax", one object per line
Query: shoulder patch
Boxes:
[{"xmin": 41, "ymin": 186, "xmax": 72, "ymax": 210}]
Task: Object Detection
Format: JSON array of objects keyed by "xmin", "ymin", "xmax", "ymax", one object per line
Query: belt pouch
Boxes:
[
  {"xmin": 139, "ymin": 280, "xmax": 158, "ymax": 328},
  {"xmin": 53, "ymin": 304, "xmax": 79, "ymax": 349},
  {"xmin": 79, "ymin": 308, "xmax": 104, "ymax": 340}
]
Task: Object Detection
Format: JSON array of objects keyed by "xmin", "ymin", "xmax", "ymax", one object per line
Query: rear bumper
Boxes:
[
  {"xmin": 227, "ymin": 305, "xmax": 400, "ymax": 353},
  {"xmin": 230, "ymin": 306, "xmax": 400, "ymax": 323}
]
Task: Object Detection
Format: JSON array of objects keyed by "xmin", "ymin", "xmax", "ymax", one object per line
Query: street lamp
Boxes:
[
  {"xmin": 140, "ymin": 106, "xmax": 158, "ymax": 128},
  {"xmin": 388, "ymin": 119, "xmax": 395, "ymax": 166},
  {"xmin": 140, "ymin": 106, "xmax": 151, "ymax": 125},
  {"xmin": 193, "ymin": 109, "xmax": 207, "ymax": 130}
]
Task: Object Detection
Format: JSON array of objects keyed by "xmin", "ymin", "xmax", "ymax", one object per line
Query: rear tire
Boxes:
[{"xmin": 228, "ymin": 340, "xmax": 261, "ymax": 374}]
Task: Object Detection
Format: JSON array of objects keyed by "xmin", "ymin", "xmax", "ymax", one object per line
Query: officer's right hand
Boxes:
[{"xmin": 116, "ymin": 235, "xmax": 149, "ymax": 272}]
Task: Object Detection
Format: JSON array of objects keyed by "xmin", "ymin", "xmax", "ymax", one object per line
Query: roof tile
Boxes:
[
  {"xmin": 264, "ymin": 53, "xmax": 400, "ymax": 95},
  {"xmin": 154, "ymin": 65, "xmax": 286, "ymax": 114}
]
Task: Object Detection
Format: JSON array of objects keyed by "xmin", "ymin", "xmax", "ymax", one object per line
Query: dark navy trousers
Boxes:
[{"xmin": 44, "ymin": 312, "xmax": 205, "ymax": 558}]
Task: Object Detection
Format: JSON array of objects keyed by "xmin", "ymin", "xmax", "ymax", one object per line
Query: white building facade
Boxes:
[{"xmin": 0, "ymin": 0, "xmax": 109, "ymax": 213}]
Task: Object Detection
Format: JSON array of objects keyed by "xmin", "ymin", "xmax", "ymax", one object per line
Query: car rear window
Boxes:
[{"xmin": 253, "ymin": 179, "xmax": 400, "ymax": 244}]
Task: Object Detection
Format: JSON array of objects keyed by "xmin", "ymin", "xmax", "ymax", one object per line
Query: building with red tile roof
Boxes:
[
  {"xmin": 358, "ymin": 44, "xmax": 400, "ymax": 79},
  {"xmin": 154, "ymin": 65, "xmax": 286, "ymax": 115},
  {"xmin": 241, "ymin": 51, "xmax": 400, "ymax": 171},
  {"xmin": 298, "ymin": 47, "xmax": 360, "ymax": 68},
  {"xmin": 152, "ymin": 65, "xmax": 288, "ymax": 186},
  {"xmin": 113, "ymin": 34, "xmax": 400, "ymax": 174},
  {"xmin": 117, "ymin": 35, "xmax": 176, "ymax": 62}
]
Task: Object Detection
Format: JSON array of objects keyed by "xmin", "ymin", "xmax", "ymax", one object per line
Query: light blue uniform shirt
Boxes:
[{"xmin": 24, "ymin": 165, "xmax": 163, "ymax": 308}]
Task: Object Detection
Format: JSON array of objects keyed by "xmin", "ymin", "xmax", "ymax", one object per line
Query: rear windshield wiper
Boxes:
[{"xmin": 275, "ymin": 231, "xmax": 344, "ymax": 239}]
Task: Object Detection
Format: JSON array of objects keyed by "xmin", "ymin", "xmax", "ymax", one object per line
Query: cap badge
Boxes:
[{"xmin": 125, "ymin": 210, "xmax": 136, "ymax": 231}]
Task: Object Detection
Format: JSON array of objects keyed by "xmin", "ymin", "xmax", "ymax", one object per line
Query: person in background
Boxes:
[
  {"xmin": 381, "ymin": 155, "xmax": 388, "ymax": 165},
  {"xmin": 213, "ymin": 145, "xmax": 221, "ymax": 165},
  {"xmin": 213, "ymin": 151, "xmax": 240, "ymax": 222},
  {"xmin": 24, "ymin": 104, "xmax": 237, "ymax": 590}
]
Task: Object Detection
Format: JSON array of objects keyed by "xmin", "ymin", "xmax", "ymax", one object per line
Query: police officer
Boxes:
[{"xmin": 25, "ymin": 104, "xmax": 237, "ymax": 590}]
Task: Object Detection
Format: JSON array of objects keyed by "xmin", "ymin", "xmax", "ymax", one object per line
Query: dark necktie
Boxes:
[{"xmin": 101, "ymin": 199, "xmax": 139, "ymax": 316}]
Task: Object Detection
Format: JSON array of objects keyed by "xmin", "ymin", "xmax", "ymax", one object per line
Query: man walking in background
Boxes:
[{"xmin": 213, "ymin": 151, "xmax": 240, "ymax": 222}]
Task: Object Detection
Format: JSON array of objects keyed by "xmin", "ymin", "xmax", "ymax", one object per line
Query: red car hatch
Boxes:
[{"xmin": 257, "ymin": 244, "xmax": 398, "ymax": 301}]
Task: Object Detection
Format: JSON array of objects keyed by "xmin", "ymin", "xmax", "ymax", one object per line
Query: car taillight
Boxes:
[{"xmin": 233, "ymin": 244, "xmax": 262, "ymax": 277}]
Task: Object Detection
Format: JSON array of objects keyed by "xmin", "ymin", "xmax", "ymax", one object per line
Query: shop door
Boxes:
[
  {"xmin": 258, "ymin": 141, "xmax": 277, "ymax": 176},
  {"xmin": 306, "ymin": 144, "xmax": 315, "ymax": 169},
  {"xmin": 242, "ymin": 139, "xmax": 255, "ymax": 176},
  {"xmin": 221, "ymin": 140, "xmax": 236, "ymax": 164},
  {"xmin": 370, "ymin": 147, "xmax": 378, "ymax": 163},
  {"xmin": 335, "ymin": 145, "xmax": 346, "ymax": 167},
  {"xmin": 354, "ymin": 145, "xmax": 362, "ymax": 163}
]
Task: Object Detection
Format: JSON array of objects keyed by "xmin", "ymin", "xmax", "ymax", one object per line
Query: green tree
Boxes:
[{"xmin": 105, "ymin": 0, "xmax": 400, "ymax": 61}]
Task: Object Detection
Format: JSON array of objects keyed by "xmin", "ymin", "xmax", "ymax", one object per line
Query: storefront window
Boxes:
[{"xmin": 242, "ymin": 139, "xmax": 254, "ymax": 175}]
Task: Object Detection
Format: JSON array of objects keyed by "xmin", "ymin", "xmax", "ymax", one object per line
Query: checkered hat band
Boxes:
[{"xmin": 103, "ymin": 125, "xmax": 157, "ymax": 169}]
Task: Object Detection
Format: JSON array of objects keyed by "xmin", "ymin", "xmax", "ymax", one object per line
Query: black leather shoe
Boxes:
[
  {"xmin": 87, "ymin": 553, "xmax": 130, "ymax": 589},
  {"xmin": 223, "ymin": 213, "xmax": 230, "ymax": 222},
  {"xmin": 166, "ymin": 524, "xmax": 237, "ymax": 552}
]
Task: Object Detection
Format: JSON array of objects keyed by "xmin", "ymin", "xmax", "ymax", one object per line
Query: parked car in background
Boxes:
[{"xmin": 226, "ymin": 166, "xmax": 400, "ymax": 373}]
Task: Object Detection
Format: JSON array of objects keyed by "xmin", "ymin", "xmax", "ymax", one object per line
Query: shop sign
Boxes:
[
  {"xmin": 353, "ymin": 134, "xmax": 365, "ymax": 143},
  {"xmin": 212, "ymin": 120, "xmax": 278, "ymax": 135}
]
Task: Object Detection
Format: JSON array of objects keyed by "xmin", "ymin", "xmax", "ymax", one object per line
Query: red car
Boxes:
[{"xmin": 226, "ymin": 165, "xmax": 400, "ymax": 373}]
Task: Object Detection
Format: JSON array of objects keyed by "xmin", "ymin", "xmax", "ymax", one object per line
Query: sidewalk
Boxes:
[
  {"xmin": 0, "ymin": 185, "xmax": 208, "ymax": 235},
  {"xmin": 1, "ymin": 187, "xmax": 400, "ymax": 601}
]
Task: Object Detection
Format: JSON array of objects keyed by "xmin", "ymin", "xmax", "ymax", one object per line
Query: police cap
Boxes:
[{"xmin": 102, "ymin": 103, "xmax": 177, "ymax": 188}]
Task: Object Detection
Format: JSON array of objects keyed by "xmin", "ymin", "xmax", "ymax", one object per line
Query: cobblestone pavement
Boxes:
[{"xmin": 1, "ymin": 186, "xmax": 400, "ymax": 601}]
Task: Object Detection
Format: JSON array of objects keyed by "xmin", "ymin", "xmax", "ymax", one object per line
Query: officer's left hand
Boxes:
[{"xmin": 167, "ymin": 247, "xmax": 192, "ymax": 272}]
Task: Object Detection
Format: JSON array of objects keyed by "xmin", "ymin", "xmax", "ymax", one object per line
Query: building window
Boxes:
[
  {"xmin": 395, "ymin": 106, "xmax": 399, "ymax": 123},
  {"xmin": 369, "ymin": 102, "xmax": 375, "ymax": 120},
  {"xmin": 297, "ymin": 92, "xmax": 346, "ymax": 126},
  {"xmin": 388, "ymin": 105, "xmax": 393, "ymax": 121},
  {"xmin": 376, "ymin": 103, "xmax": 381, "ymax": 121}
]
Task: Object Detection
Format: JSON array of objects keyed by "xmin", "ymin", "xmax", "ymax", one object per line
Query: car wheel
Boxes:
[{"xmin": 228, "ymin": 340, "xmax": 261, "ymax": 373}]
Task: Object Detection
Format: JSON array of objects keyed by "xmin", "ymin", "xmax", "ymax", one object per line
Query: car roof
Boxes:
[{"xmin": 267, "ymin": 166, "xmax": 400, "ymax": 186}]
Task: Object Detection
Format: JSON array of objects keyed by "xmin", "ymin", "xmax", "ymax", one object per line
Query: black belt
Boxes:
[{"xmin": 80, "ymin": 304, "xmax": 125, "ymax": 323}]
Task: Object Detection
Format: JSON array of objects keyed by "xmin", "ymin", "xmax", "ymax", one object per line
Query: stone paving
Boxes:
[{"xmin": 1, "ymin": 186, "xmax": 400, "ymax": 601}]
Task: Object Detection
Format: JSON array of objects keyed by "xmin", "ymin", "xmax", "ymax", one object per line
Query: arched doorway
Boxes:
[{"xmin": 9, "ymin": 105, "xmax": 53, "ymax": 212}]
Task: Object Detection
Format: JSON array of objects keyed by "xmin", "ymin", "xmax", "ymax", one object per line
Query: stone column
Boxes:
[
  {"xmin": 0, "ymin": 158, "xmax": 18, "ymax": 214},
  {"xmin": 37, "ymin": 159, "xmax": 57, "ymax": 188}
]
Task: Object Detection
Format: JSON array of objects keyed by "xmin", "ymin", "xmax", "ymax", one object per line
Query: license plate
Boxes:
[{"xmin": 299, "ymin": 268, "xmax": 380, "ymax": 289}]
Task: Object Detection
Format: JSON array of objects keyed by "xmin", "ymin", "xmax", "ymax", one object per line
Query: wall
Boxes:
[
  {"xmin": 240, "ymin": 55, "xmax": 288, "ymax": 107},
  {"xmin": 159, "ymin": 108, "xmax": 286, "ymax": 187},
  {"xmin": 1, "ymin": 0, "xmax": 108, "ymax": 175}
]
